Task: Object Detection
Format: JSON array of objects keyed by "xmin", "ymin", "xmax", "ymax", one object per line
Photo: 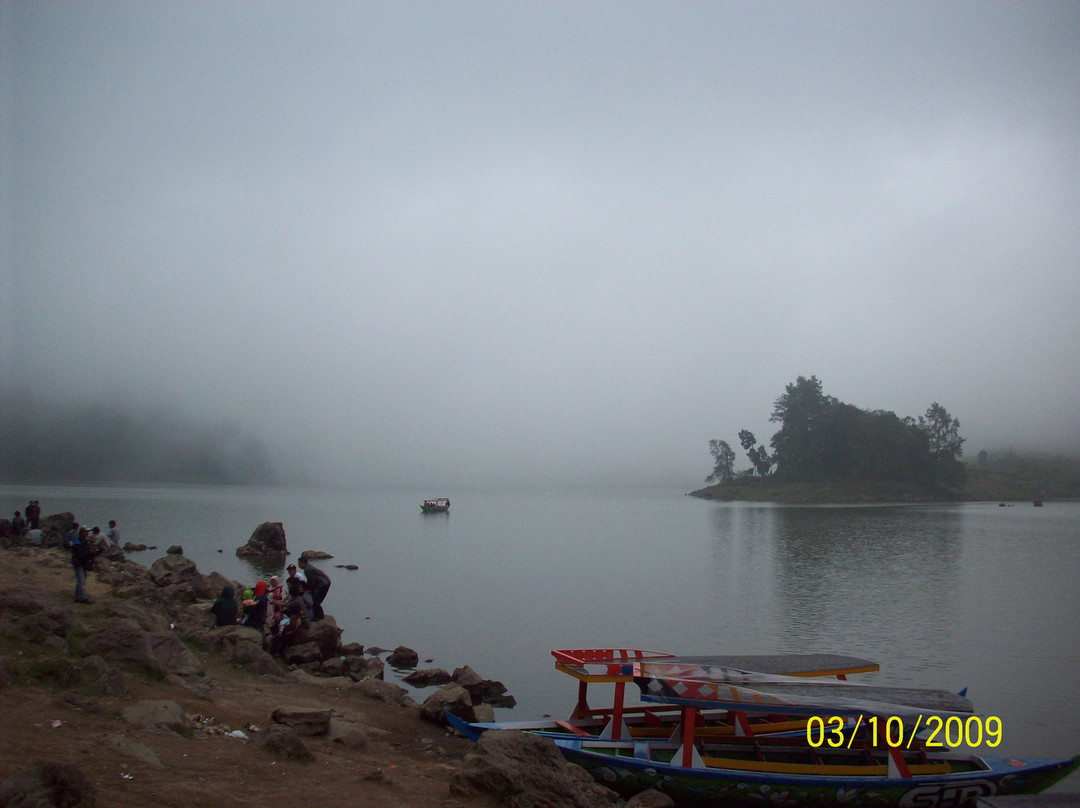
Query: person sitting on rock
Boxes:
[
  {"xmin": 10, "ymin": 511, "xmax": 26, "ymax": 537},
  {"xmin": 89, "ymin": 526, "xmax": 108, "ymax": 552},
  {"xmin": 267, "ymin": 575, "xmax": 288, "ymax": 635},
  {"xmin": 297, "ymin": 557, "xmax": 331, "ymax": 621},
  {"xmin": 270, "ymin": 601, "xmax": 307, "ymax": 657},
  {"xmin": 106, "ymin": 520, "xmax": 120, "ymax": 545},
  {"xmin": 210, "ymin": 585, "xmax": 238, "ymax": 626},
  {"xmin": 240, "ymin": 581, "xmax": 268, "ymax": 631}
]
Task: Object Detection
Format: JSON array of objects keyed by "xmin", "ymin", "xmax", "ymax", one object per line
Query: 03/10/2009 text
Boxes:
[{"xmin": 806, "ymin": 715, "xmax": 1002, "ymax": 749}]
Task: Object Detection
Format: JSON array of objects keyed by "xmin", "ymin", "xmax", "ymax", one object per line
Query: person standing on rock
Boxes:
[
  {"xmin": 25, "ymin": 500, "xmax": 41, "ymax": 530},
  {"xmin": 70, "ymin": 526, "xmax": 97, "ymax": 603},
  {"xmin": 297, "ymin": 556, "xmax": 331, "ymax": 621}
]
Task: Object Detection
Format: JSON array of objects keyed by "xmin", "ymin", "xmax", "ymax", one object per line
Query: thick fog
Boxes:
[{"xmin": 2, "ymin": 2, "xmax": 1078, "ymax": 489}]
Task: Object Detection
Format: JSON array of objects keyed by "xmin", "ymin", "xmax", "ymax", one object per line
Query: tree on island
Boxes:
[
  {"xmin": 706, "ymin": 439, "xmax": 736, "ymax": 483},
  {"xmin": 707, "ymin": 376, "xmax": 966, "ymax": 496},
  {"xmin": 737, "ymin": 429, "xmax": 774, "ymax": 477}
]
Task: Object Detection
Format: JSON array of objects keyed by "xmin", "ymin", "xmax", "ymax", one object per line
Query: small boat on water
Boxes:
[{"xmin": 420, "ymin": 498, "xmax": 450, "ymax": 513}]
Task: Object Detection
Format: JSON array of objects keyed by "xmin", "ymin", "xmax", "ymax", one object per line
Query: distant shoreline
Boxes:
[{"xmin": 688, "ymin": 478, "xmax": 1075, "ymax": 504}]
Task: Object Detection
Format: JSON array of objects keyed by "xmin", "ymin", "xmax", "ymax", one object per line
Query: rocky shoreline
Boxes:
[{"xmin": 0, "ymin": 529, "xmax": 670, "ymax": 807}]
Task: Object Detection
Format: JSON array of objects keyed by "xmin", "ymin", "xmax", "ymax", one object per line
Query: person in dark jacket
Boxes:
[
  {"xmin": 25, "ymin": 501, "xmax": 41, "ymax": 530},
  {"xmin": 297, "ymin": 557, "xmax": 331, "ymax": 621},
  {"xmin": 210, "ymin": 585, "xmax": 238, "ymax": 626},
  {"xmin": 70, "ymin": 526, "xmax": 96, "ymax": 603}
]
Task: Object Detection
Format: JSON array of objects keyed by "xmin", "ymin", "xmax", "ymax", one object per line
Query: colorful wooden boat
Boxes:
[
  {"xmin": 549, "ymin": 665, "xmax": 1075, "ymax": 806},
  {"xmin": 546, "ymin": 734, "xmax": 1080, "ymax": 808},
  {"xmin": 420, "ymin": 497, "xmax": 450, "ymax": 513},
  {"xmin": 453, "ymin": 648, "xmax": 879, "ymax": 742}
]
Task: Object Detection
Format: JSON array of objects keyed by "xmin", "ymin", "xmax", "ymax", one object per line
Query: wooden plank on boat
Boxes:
[
  {"xmin": 670, "ymin": 653, "xmax": 880, "ymax": 677},
  {"xmin": 640, "ymin": 675, "xmax": 975, "ymax": 717}
]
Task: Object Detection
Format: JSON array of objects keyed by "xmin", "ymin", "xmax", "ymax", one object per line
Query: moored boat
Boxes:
[
  {"xmin": 548, "ymin": 734, "xmax": 1080, "ymax": 808},
  {"xmin": 448, "ymin": 648, "xmax": 1080, "ymax": 807},
  {"xmin": 421, "ymin": 497, "xmax": 450, "ymax": 513},
  {"xmin": 453, "ymin": 648, "xmax": 880, "ymax": 742}
]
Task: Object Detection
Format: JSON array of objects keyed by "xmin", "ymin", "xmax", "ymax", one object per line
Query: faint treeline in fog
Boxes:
[{"xmin": 0, "ymin": 388, "xmax": 276, "ymax": 485}]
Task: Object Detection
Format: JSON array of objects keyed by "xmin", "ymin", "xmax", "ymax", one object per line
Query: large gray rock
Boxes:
[
  {"xmin": 202, "ymin": 624, "xmax": 284, "ymax": 676},
  {"xmin": 328, "ymin": 716, "xmax": 368, "ymax": 750},
  {"xmin": 37, "ymin": 512, "xmax": 75, "ymax": 547},
  {"xmin": 306, "ymin": 617, "xmax": 343, "ymax": 660},
  {"xmin": 0, "ymin": 587, "xmax": 72, "ymax": 643},
  {"xmin": 100, "ymin": 734, "xmax": 163, "ymax": 768},
  {"xmin": 625, "ymin": 790, "xmax": 676, "ymax": 808},
  {"xmin": 453, "ymin": 665, "xmax": 514, "ymax": 706},
  {"xmin": 122, "ymin": 699, "xmax": 188, "ymax": 731},
  {"xmin": 271, "ymin": 706, "xmax": 331, "ymax": 736},
  {"xmin": 147, "ymin": 555, "xmax": 216, "ymax": 600},
  {"xmin": 284, "ymin": 641, "xmax": 323, "ymax": 666},
  {"xmin": 450, "ymin": 730, "xmax": 620, "ymax": 808},
  {"xmin": 80, "ymin": 655, "xmax": 127, "ymax": 697},
  {"xmin": 386, "ymin": 645, "xmax": 419, "ymax": 668},
  {"xmin": 353, "ymin": 677, "xmax": 409, "ymax": 706},
  {"xmin": 404, "ymin": 668, "xmax": 452, "ymax": 688},
  {"xmin": 83, "ymin": 617, "xmax": 204, "ymax": 679},
  {"xmin": 258, "ymin": 724, "xmax": 315, "ymax": 762},
  {"xmin": 345, "ymin": 655, "xmax": 384, "ymax": 681},
  {"xmin": 236, "ymin": 522, "xmax": 288, "ymax": 557},
  {"xmin": 421, "ymin": 683, "xmax": 475, "ymax": 725},
  {"xmin": 228, "ymin": 639, "xmax": 286, "ymax": 677}
]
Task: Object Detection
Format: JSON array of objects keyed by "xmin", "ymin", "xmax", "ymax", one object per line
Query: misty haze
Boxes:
[{"xmin": 2, "ymin": 2, "xmax": 1078, "ymax": 489}]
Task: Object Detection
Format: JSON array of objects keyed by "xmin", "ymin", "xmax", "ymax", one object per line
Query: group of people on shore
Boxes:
[
  {"xmin": 210, "ymin": 556, "xmax": 331, "ymax": 658},
  {"xmin": 1, "ymin": 500, "xmax": 122, "ymax": 604},
  {"xmin": 2, "ymin": 499, "xmax": 120, "ymax": 553},
  {"xmin": 5, "ymin": 498, "xmax": 333, "ymax": 653}
]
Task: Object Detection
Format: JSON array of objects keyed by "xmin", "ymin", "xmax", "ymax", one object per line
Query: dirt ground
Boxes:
[{"xmin": 0, "ymin": 547, "xmax": 501, "ymax": 808}]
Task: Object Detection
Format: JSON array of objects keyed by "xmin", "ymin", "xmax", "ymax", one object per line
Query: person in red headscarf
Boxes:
[{"xmin": 240, "ymin": 581, "xmax": 269, "ymax": 631}]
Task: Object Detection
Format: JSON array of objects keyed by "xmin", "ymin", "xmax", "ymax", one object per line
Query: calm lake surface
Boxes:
[{"xmin": 3, "ymin": 484, "xmax": 1078, "ymax": 780}]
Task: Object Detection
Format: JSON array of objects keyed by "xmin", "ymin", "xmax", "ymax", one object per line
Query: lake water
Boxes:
[{"xmin": 3, "ymin": 483, "xmax": 1078, "ymax": 784}]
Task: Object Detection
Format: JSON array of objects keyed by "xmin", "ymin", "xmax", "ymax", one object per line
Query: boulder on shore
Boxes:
[
  {"xmin": 421, "ymin": 683, "xmax": 475, "ymax": 725},
  {"xmin": 450, "ymin": 729, "xmax": 620, "ymax": 807},
  {"xmin": 387, "ymin": 645, "xmax": 419, "ymax": 668},
  {"xmin": 236, "ymin": 522, "xmax": 288, "ymax": 557}
]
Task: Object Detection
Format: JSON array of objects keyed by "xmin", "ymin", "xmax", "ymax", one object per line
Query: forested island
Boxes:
[
  {"xmin": 0, "ymin": 388, "xmax": 277, "ymax": 486},
  {"xmin": 693, "ymin": 376, "xmax": 1080, "ymax": 503}
]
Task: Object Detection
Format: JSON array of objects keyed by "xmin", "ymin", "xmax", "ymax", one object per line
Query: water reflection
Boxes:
[
  {"xmin": 706, "ymin": 504, "xmax": 966, "ymax": 683},
  {"xmin": 238, "ymin": 553, "xmax": 288, "ymax": 581}
]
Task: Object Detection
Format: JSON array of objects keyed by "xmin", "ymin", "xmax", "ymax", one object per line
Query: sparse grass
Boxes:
[{"xmin": 18, "ymin": 656, "xmax": 86, "ymax": 688}]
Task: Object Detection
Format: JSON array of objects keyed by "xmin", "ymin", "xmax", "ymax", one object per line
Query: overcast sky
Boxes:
[{"xmin": 2, "ymin": 1, "xmax": 1078, "ymax": 489}]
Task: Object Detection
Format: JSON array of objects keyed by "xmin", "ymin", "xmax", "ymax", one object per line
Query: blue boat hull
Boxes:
[{"xmin": 553, "ymin": 738, "xmax": 1080, "ymax": 808}]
